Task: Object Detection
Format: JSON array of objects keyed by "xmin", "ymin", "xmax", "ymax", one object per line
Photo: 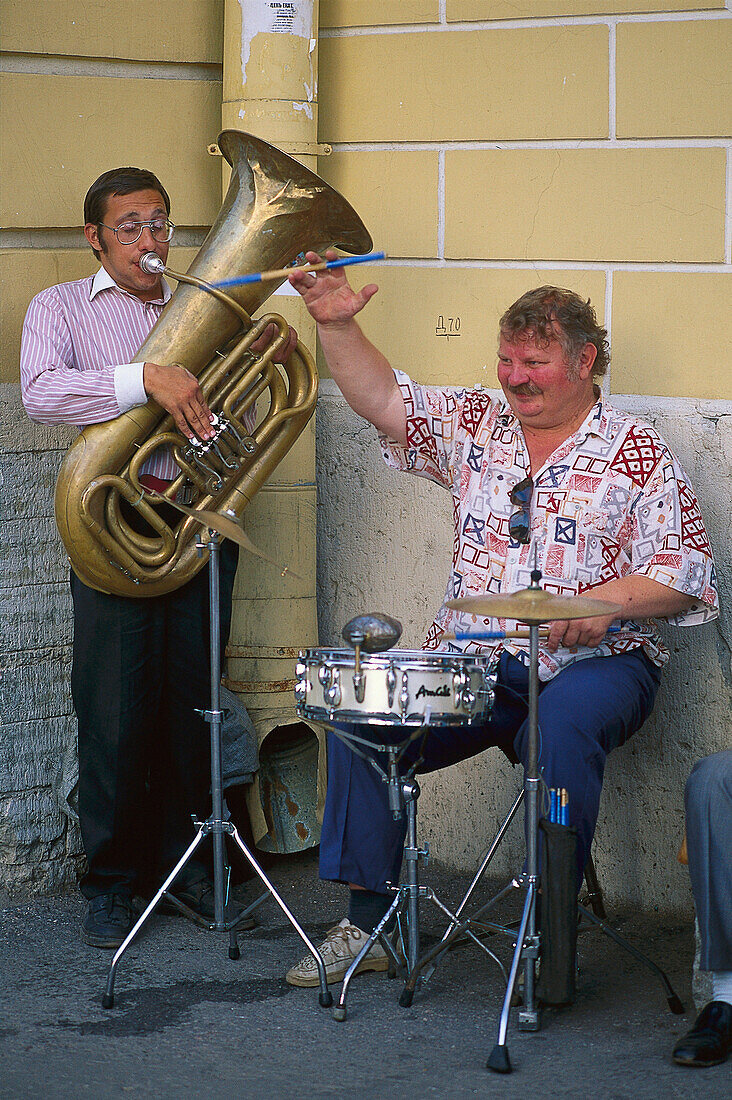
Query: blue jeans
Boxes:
[{"xmin": 319, "ymin": 649, "xmax": 661, "ymax": 893}]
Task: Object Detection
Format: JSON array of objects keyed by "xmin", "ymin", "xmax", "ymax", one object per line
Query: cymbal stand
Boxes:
[
  {"xmin": 102, "ymin": 527, "xmax": 332, "ymax": 1010},
  {"xmin": 482, "ymin": 564, "xmax": 542, "ymax": 1070}
]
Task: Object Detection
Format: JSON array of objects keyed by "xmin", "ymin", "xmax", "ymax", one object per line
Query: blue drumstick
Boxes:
[
  {"xmin": 452, "ymin": 626, "xmax": 621, "ymax": 641},
  {"xmin": 212, "ymin": 250, "xmax": 386, "ymax": 289}
]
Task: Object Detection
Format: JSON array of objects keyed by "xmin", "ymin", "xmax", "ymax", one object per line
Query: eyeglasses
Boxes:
[
  {"xmin": 98, "ymin": 217, "xmax": 175, "ymax": 245},
  {"xmin": 508, "ymin": 476, "xmax": 534, "ymax": 544}
]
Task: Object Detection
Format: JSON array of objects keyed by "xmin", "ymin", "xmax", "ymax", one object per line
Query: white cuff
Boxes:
[{"xmin": 113, "ymin": 362, "xmax": 147, "ymax": 413}]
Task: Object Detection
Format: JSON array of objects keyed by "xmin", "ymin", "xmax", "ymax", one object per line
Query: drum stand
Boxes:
[
  {"xmin": 324, "ymin": 726, "xmax": 506, "ymax": 1023},
  {"xmin": 102, "ymin": 527, "xmax": 332, "ymax": 1010}
]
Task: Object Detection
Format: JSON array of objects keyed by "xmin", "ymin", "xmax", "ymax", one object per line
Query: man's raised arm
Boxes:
[{"xmin": 288, "ymin": 250, "xmax": 407, "ymax": 446}]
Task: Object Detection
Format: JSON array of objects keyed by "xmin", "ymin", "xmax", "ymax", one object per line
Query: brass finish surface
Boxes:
[
  {"xmin": 445, "ymin": 588, "xmax": 622, "ymax": 624},
  {"xmin": 54, "ymin": 130, "xmax": 372, "ymax": 597}
]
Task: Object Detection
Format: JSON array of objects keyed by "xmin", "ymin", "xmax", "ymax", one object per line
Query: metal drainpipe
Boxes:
[{"xmin": 220, "ymin": 0, "xmax": 326, "ymax": 853}]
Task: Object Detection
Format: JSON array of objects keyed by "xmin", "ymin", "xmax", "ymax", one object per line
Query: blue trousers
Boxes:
[
  {"xmin": 319, "ymin": 649, "xmax": 661, "ymax": 894},
  {"xmin": 685, "ymin": 751, "xmax": 732, "ymax": 971}
]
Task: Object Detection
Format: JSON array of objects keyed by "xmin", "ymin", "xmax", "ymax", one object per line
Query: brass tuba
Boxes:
[{"xmin": 55, "ymin": 130, "xmax": 372, "ymax": 597}]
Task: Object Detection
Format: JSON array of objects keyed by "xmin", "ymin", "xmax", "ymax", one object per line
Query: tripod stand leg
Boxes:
[
  {"xmin": 103, "ymin": 827, "xmax": 208, "ymax": 1008},
  {"xmin": 227, "ymin": 882, "xmax": 240, "ymax": 960},
  {"xmin": 486, "ymin": 879, "xmax": 537, "ymax": 1075},
  {"xmin": 333, "ymin": 892, "xmax": 406, "ymax": 1022},
  {"xmin": 403, "ymin": 784, "xmax": 421, "ymax": 973},
  {"xmin": 228, "ymin": 825, "xmax": 333, "ymax": 1007},
  {"xmin": 577, "ymin": 904, "xmax": 684, "ymax": 1014}
]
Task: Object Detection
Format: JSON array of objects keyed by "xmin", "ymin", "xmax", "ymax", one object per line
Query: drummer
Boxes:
[{"xmin": 285, "ymin": 265, "xmax": 719, "ymax": 987}]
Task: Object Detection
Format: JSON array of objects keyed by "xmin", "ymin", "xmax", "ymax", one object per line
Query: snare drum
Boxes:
[{"xmin": 294, "ymin": 648, "xmax": 496, "ymax": 727}]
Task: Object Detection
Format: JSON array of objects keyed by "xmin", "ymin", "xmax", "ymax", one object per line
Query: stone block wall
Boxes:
[{"xmin": 0, "ymin": 386, "xmax": 81, "ymax": 903}]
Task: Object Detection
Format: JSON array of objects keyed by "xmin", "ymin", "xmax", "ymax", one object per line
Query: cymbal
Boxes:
[
  {"xmin": 445, "ymin": 587, "xmax": 621, "ymax": 624},
  {"xmin": 157, "ymin": 497, "xmax": 300, "ymax": 576}
]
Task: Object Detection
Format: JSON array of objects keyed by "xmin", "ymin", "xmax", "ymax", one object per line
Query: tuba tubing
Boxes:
[{"xmin": 55, "ymin": 131, "xmax": 372, "ymax": 597}]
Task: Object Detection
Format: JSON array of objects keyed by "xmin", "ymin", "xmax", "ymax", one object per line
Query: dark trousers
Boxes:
[
  {"xmin": 319, "ymin": 649, "xmax": 661, "ymax": 894},
  {"xmin": 685, "ymin": 751, "xmax": 732, "ymax": 971},
  {"xmin": 70, "ymin": 542, "xmax": 239, "ymax": 900}
]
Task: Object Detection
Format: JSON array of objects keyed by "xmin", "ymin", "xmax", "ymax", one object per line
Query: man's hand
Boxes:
[
  {"xmin": 249, "ymin": 322, "xmax": 298, "ymax": 362},
  {"xmin": 143, "ymin": 362, "xmax": 214, "ymax": 441},
  {"xmin": 544, "ymin": 574, "xmax": 699, "ymax": 652},
  {"xmin": 545, "ymin": 612, "xmax": 618, "ymax": 653},
  {"xmin": 288, "ymin": 250, "xmax": 378, "ymax": 325}
]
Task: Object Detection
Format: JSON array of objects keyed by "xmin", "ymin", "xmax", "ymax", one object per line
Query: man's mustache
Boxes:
[{"xmin": 508, "ymin": 384, "xmax": 542, "ymax": 397}]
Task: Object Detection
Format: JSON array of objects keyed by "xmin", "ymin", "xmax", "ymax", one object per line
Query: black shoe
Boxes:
[
  {"xmin": 82, "ymin": 893, "xmax": 135, "ymax": 949},
  {"xmin": 673, "ymin": 1001, "xmax": 732, "ymax": 1067},
  {"xmin": 162, "ymin": 877, "xmax": 255, "ymax": 929}
]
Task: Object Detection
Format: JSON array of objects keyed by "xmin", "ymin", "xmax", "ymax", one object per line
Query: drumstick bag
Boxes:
[{"xmin": 536, "ymin": 819, "xmax": 578, "ymax": 1006}]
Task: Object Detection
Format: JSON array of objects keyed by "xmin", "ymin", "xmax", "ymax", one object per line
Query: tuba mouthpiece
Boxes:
[{"xmin": 139, "ymin": 252, "xmax": 166, "ymax": 274}]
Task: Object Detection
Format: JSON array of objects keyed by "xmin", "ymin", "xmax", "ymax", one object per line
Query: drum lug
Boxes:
[
  {"xmin": 324, "ymin": 668, "xmax": 342, "ymax": 709},
  {"xmin": 452, "ymin": 667, "xmax": 468, "ymax": 711},
  {"xmin": 386, "ymin": 662, "xmax": 397, "ymax": 709},
  {"xmin": 352, "ymin": 670, "xmax": 366, "ymax": 704},
  {"xmin": 399, "ymin": 671, "xmax": 410, "ymax": 720}
]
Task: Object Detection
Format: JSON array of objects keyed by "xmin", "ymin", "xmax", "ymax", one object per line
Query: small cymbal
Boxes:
[
  {"xmin": 445, "ymin": 587, "xmax": 621, "ymax": 624},
  {"xmin": 157, "ymin": 497, "xmax": 299, "ymax": 576}
]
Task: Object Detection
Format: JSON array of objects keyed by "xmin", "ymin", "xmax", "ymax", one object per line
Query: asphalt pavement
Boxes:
[{"xmin": 0, "ymin": 850, "xmax": 728, "ymax": 1099}]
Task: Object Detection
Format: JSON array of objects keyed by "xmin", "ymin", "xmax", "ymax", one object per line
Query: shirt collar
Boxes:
[
  {"xmin": 497, "ymin": 393, "xmax": 613, "ymax": 444},
  {"xmin": 89, "ymin": 266, "xmax": 171, "ymax": 304}
]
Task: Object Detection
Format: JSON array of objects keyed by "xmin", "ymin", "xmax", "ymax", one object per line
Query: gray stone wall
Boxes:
[
  {"xmin": 1, "ymin": 384, "xmax": 83, "ymax": 903},
  {"xmin": 315, "ymin": 382, "xmax": 731, "ymax": 917}
]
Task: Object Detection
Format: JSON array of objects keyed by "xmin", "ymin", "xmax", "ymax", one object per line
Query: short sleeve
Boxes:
[
  {"xmin": 379, "ymin": 370, "xmax": 495, "ymax": 493},
  {"xmin": 630, "ymin": 439, "xmax": 718, "ymax": 625}
]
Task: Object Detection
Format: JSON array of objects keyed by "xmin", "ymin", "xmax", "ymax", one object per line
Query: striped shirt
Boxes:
[{"xmin": 21, "ymin": 267, "xmax": 177, "ymax": 478}]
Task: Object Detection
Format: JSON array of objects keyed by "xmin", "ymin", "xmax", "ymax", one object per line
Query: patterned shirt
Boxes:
[
  {"xmin": 380, "ymin": 371, "xmax": 718, "ymax": 681},
  {"xmin": 21, "ymin": 267, "xmax": 176, "ymax": 479}
]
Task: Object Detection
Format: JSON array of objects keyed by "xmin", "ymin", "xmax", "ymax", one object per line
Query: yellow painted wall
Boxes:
[
  {"xmin": 0, "ymin": 74, "xmax": 222, "ymax": 229},
  {"xmin": 319, "ymin": 7, "xmax": 732, "ymax": 400},
  {"xmin": 449, "ymin": 1, "xmax": 724, "ymax": 18},
  {"xmin": 0, "ymin": 1, "xmax": 223, "ymax": 383},
  {"xmin": 1, "ymin": 0, "xmax": 223, "ymax": 60},
  {"xmin": 319, "ymin": 27, "xmax": 609, "ymax": 141}
]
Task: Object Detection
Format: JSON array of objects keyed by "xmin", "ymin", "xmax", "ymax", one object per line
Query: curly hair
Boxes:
[
  {"xmin": 499, "ymin": 285, "xmax": 610, "ymax": 377},
  {"xmin": 84, "ymin": 167, "xmax": 170, "ymax": 259}
]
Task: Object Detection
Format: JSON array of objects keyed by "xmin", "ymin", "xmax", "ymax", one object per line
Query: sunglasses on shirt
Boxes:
[{"xmin": 508, "ymin": 476, "xmax": 534, "ymax": 544}]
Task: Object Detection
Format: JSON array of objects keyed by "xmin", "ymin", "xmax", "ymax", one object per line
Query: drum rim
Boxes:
[
  {"xmin": 296, "ymin": 704, "xmax": 491, "ymax": 727},
  {"xmin": 300, "ymin": 647, "xmax": 494, "ymax": 665}
]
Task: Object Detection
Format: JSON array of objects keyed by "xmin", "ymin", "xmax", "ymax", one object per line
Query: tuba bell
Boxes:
[{"xmin": 55, "ymin": 131, "xmax": 372, "ymax": 597}]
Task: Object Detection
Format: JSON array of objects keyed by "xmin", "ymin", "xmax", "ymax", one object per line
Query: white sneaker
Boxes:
[{"xmin": 285, "ymin": 917, "xmax": 390, "ymax": 987}]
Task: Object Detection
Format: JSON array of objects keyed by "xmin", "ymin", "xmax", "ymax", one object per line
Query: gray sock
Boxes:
[{"xmin": 712, "ymin": 970, "xmax": 732, "ymax": 1005}]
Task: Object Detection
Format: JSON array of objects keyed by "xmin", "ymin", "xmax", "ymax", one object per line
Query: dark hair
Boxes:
[
  {"xmin": 83, "ymin": 167, "xmax": 170, "ymax": 258},
  {"xmin": 499, "ymin": 285, "xmax": 610, "ymax": 377}
]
